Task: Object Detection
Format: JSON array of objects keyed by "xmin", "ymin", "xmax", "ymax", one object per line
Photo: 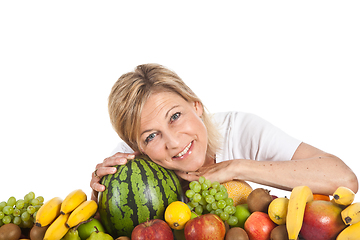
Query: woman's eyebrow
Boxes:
[
  {"xmin": 140, "ymin": 129, "xmax": 153, "ymax": 137},
  {"xmin": 165, "ymin": 105, "xmax": 180, "ymax": 119},
  {"xmin": 140, "ymin": 105, "xmax": 181, "ymax": 137}
]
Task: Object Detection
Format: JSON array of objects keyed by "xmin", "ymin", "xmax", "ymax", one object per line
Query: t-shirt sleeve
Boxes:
[
  {"xmin": 110, "ymin": 140, "xmax": 135, "ymax": 156},
  {"xmin": 214, "ymin": 112, "xmax": 301, "ymax": 162}
]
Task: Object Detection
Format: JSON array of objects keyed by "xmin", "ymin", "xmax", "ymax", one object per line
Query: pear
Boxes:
[
  {"xmin": 86, "ymin": 226, "xmax": 113, "ymax": 240},
  {"xmin": 62, "ymin": 228, "xmax": 81, "ymax": 240}
]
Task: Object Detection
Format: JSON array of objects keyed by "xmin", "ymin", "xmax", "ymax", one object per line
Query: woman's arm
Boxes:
[
  {"xmin": 178, "ymin": 142, "xmax": 358, "ymax": 195},
  {"xmin": 242, "ymin": 142, "xmax": 358, "ymax": 194}
]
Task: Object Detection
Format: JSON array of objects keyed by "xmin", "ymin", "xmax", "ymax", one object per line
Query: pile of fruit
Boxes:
[
  {"xmin": 166, "ymin": 181, "xmax": 360, "ymax": 240},
  {"xmin": 0, "ymin": 189, "xmax": 110, "ymax": 240},
  {"xmin": 1, "ymin": 156, "xmax": 359, "ymax": 240},
  {"xmin": 2, "ymin": 182, "xmax": 358, "ymax": 240},
  {"xmin": 0, "ymin": 192, "xmax": 44, "ymax": 228}
]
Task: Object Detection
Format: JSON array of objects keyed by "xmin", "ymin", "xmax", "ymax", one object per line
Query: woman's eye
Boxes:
[
  {"xmin": 145, "ymin": 133, "xmax": 156, "ymax": 144},
  {"xmin": 170, "ymin": 112, "xmax": 181, "ymax": 122}
]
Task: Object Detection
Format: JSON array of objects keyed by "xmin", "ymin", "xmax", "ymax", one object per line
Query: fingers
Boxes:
[
  {"xmin": 94, "ymin": 153, "xmax": 136, "ymax": 180},
  {"xmin": 94, "ymin": 165, "xmax": 117, "ymax": 179},
  {"xmin": 102, "ymin": 152, "xmax": 137, "ymax": 167},
  {"xmin": 90, "ymin": 166, "xmax": 112, "ymax": 194},
  {"xmin": 175, "ymin": 170, "xmax": 200, "ymax": 182},
  {"xmin": 175, "ymin": 168, "xmax": 227, "ymax": 184},
  {"xmin": 90, "ymin": 152, "xmax": 139, "ymax": 196}
]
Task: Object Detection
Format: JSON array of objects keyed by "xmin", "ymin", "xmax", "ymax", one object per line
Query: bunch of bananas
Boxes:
[
  {"xmin": 35, "ymin": 189, "xmax": 98, "ymax": 240},
  {"xmin": 279, "ymin": 185, "xmax": 360, "ymax": 240},
  {"xmin": 332, "ymin": 186, "xmax": 360, "ymax": 240}
]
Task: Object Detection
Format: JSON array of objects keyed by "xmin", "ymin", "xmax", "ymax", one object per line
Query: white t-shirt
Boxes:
[
  {"xmin": 213, "ymin": 112, "xmax": 301, "ymax": 163},
  {"xmin": 111, "ymin": 111, "xmax": 301, "ymax": 162}
]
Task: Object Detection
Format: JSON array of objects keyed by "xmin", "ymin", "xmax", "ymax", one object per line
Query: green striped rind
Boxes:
[{"xmin": 98, "ymin": 156, "xmax": 183, "ymax": 238}]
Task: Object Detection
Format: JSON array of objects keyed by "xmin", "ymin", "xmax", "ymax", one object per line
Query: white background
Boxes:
[{"xmin": 1, "ymin": 1, "xmax": 359, "ymax": 203}]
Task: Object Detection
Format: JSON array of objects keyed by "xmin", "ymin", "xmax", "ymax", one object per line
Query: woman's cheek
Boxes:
[{"xmin": 144, "ymin": 144, "xmax": 165, "ymax": 160}]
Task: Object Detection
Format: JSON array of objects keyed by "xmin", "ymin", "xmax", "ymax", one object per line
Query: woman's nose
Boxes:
[{"xmin": 164, "ymin": 131, "xmax": 180, "ymax": 150}]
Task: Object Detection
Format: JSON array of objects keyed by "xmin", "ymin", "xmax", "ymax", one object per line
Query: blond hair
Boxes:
[{"xmin": 108, "ymin": 63, "xmax": 221, "ymax": 159}]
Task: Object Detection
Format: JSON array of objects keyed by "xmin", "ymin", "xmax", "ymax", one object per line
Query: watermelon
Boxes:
[{"xmin": 98, "ymin": 156, "xmax": 183, "ymax": 238}]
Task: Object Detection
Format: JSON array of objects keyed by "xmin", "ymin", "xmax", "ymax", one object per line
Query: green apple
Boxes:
[
  {"xmin": 234, "ymin": 204, "xmax": 251, "ymax": 228},
  {"xmin": 77, "ymin": 218, "xmax": 106, "ymax": 240}
]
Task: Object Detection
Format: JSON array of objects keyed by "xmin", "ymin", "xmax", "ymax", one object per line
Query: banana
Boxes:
[
  {"xmin": 336, "ymin": 220, "xmax": 360, "ymax": 240},
  {"xmin": 43, "ymin": 213, "xmax": 70, "ymax": 240},
  {"xmin": 341, "ymin": 202, "xmax": 360, "ymax": 225},
  {"xmin": 60, "ymin": 189, "xmax": 87, "ymax": 215},
  {"xmin": 333, "ymin": 186, "xmax": 355, "ymax": 206},
  {"xmin": 35, "ymin": 197, "xmax": 63, "ymax": 227},
  {"xmin": 286, "ymin": 186, "xmax": 314, "ymax": 240},
  {"xmin": 66, "ymin": 200, "xmax": 98, "ymax": 228}
]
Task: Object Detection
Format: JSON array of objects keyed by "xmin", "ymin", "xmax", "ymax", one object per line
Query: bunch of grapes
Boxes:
[
  {"xmin": 186, "ymin": 176, "xmax": 239, "ymax": 226},
  {"xmin": 0, "ymin": 192, "xmax": 44, "ymax": 228}
]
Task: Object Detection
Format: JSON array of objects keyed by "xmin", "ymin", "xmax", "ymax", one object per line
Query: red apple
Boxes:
[
  {"xmin": 184, "ymin": 213, "xmax": 226, "ymax": 240},
  {"xmin": 300, "ymin": 200, "xmax": 346, "ymax": 240},
  {"xmin": 244, "ymin": 212, "xmax": 276, "ymax": 240},
  {"xmin": 131, "ymin": 219, "xmax": 174, "ymax": 240}
]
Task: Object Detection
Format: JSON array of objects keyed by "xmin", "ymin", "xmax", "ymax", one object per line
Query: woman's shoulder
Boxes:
[{"xmin": 212, "ymin": 111, "xmax": 262, "ymax": 126}]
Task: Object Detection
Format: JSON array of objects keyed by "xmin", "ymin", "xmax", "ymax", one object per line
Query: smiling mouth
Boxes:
[{"xmin": 173, "ymin": 141, "xmax": 193, "ymax": 158}]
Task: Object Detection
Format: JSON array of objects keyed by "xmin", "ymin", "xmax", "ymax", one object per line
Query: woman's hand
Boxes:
[
  {"xmin": 90, "ymin": 152, "xmax": 139, "ymax": 202},
  {"xmin": 175, "ymin": 160, "xmax": 239, "ymax": 184}
]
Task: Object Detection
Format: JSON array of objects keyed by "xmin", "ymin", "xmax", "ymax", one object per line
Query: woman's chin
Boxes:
[{"xmin": 182, "ymin": 164, "xmax": 203, "ymax": 173}]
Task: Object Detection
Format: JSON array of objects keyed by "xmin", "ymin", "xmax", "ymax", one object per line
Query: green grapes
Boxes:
[
  {"xmin": 7, "ymin": 197, "xmax": 16, "ymax": 207},
  {"xmin": 15, "ymin": 200, "xmax": 25, "ymax": 209},
  {"xmin": 0, "ymin": 192, "xmax": 44, "ymax": 228},
  {"xmin": 2, "ymin": 216, "xmax": 11, "ymax": 224},
  {"xmin": 186, "ymin": 177, "xmax": 241, "ymax": 227},
  {"xmin": 2, "ymin": 206, "xmax": 14, "ymax": 215},
  {"xmin": 0, "ymin": 202, "xmax": 6, "ymax": 211}
]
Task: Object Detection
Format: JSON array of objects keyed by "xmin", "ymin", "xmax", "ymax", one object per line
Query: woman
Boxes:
[{"xmin": 90, "ymin": 63, "xmax": 358, "ymax": 201}]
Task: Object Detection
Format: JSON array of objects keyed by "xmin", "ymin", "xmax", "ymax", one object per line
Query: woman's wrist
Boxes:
[{"xmin": 231, "ymin": 159, "xmax": 253, "ymax": 182}]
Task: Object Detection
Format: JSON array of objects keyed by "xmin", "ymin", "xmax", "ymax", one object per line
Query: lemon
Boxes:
[
  {"xmin": 268, "ymin": 197, "xmax": 289, "ymax": 225},
  {"xmin": 164, "ymin": 201, "xmax": 191, "ymax": 230}
]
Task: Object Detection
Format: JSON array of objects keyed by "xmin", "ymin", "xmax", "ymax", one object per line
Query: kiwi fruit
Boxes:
[
  {"xmin": 270, "ymin": 225, "xmax": 299, "ymax": 240},
  {"xmin": 225, "ymin": 227, "xmax": 249, "ymax": 240},
  {"xmin": 30, "ymin": 225, "xmax": 48, "ymax": 240},
  {"xmin": 0, "ymin": 223, "xmax": 22, "ymax": 240},
  {"xmin": 247, "ymin": 188, "xmax": 273, "ymax": 213}
]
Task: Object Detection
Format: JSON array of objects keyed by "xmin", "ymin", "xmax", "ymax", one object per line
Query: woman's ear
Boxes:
[{"xmin": 193, "ymin": 101, "xmax": 204, "ymax": 117}]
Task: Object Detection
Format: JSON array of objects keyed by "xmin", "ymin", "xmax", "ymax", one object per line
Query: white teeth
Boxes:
[{"xmin": 174, "ymin": 142, "xmax": 192, "ymax": 158}]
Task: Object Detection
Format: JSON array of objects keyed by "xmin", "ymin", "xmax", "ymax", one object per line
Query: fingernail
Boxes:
[
  {"xmin": 128, "ymin": 154, "xmax": 135, "ymax": 159},
  {"xmin": 119, "ymin": 158, "xmax": 127, "ymax": 164}
]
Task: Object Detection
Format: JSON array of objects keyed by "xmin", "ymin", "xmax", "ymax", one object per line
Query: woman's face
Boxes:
[{"xmin": 139, "ymin": 91, "xmax": 208, "ymax": 172}]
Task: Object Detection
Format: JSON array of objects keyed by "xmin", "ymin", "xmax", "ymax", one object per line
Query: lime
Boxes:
[{"xmin": 233, "ymin": 204, "xmax": 251, "ymax": 228}]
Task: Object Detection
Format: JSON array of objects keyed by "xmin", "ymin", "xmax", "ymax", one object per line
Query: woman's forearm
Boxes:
[{"xmin": 235, "ymin": 154, "xmax": 358, "ymax": 195}]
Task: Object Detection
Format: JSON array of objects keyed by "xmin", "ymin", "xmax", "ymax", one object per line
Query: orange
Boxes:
[
  {"xmin": 221, "ymin": 180, "xmax": 253, "ymax": 206},
  {"xmin": 313, "ymin": 194, "xmax": 330, "ymax": 201},
  {"xmin": 164, "ymin": 201, "xmax": 191, "ymax": 230}
]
